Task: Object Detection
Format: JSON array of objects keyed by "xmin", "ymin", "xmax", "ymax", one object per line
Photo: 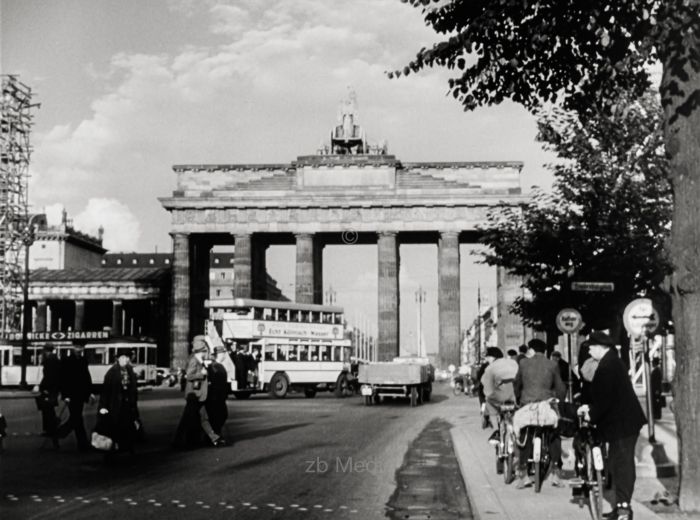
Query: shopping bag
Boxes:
[{"xmin": 91, "ymin": 431, "xmax": 113, "ymax": 451}]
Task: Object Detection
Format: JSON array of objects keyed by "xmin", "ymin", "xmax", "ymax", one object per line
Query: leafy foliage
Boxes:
[
  {"xmin": 478, "ymin": 91, "xmax": 672, "ymax": 332},
  {"xmin": 394, "ymin": 0, "xmax": 699, "ymax": 123}
]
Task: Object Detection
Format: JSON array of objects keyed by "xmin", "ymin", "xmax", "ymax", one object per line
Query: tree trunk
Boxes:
[{"xmin": 662, "ymin": 42, "xmax": 700, "ymax": 511}]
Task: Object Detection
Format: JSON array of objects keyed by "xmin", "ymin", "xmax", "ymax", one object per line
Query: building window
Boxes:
[
  {"xmin": 229, "ymin": 258, "xmax": 234, "ymax": 264},
  {"xmin": 101, "ymin": 259, "xmax": 106, "ymax": 265},
  {"xmin": 214, "ymin": 258, "xmax": 220, "ymax": 265},
  {"xmin": 149, "ymin": 259, "xmax": 154, "ymax": 265},
  {"xmin": 165, "ymin": 259, "xmax": 170, "ymax": 264},
  {"xmin": 116, "ymin": 259, "xmax": 122, "ymax": 265},
  {"xmin": 132, "ymin": 259, "xmax": 137, "ymax": 265}
]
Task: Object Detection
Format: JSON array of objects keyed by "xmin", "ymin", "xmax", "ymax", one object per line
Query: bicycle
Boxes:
[
  {"xmin": 490, "ymin": 401, "xmax": 517, "ymax": 484},
  {"xmin": 518, "ymin": 423, "xmax": 555, "ymax": 492},
  {"xmin": 570, "ymin": 412, "xmax": 606, "ymax": 520}
]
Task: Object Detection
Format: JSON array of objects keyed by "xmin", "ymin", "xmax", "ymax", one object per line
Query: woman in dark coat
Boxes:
[{"xmin": 98, "ymin": 350, "xmax": 140, "ymax": 453}]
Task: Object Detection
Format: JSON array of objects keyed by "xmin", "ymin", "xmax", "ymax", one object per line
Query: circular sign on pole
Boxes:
[
  {"xmin": 623, "ymin": 298, "xmax": 660, "ymax": 338},
  {"xmin": 556, "ymin": 308, "xmax": 583, "ymax": 334}
]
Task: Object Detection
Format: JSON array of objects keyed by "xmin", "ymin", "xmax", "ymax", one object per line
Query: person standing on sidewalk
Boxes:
[
  {"xmin": 59, "ymin": 344, "xmax": 94, "ymax": 451},
  {"xmin": 578, "ymin": 331, "xmax": 646, "ymax": 520},
  {"xmin": 38, "ymin": 345, "xmax": 61, "ymax": 449},
  {"xmin": 513, "ymin": 338, "xmax": 567, "ymax": 489}
]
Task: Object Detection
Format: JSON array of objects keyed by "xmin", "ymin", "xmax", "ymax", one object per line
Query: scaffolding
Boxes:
[{"xmin": 0, "ymin": 75, "xmax": 36, "ymax": 339}]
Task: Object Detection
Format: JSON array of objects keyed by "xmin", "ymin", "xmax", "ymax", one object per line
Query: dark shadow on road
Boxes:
[{"xmin": 230, "ymin": 422, "xmax": 313, "ymax": 443}]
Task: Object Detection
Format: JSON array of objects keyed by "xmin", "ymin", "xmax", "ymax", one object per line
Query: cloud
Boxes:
[
  {"xmin": 28, "ymin": 0, "xmax": 553, "ymax": 252},
  {"xmin": 72, "ymin": 198, "xmax": 141, "ymax": 252}
]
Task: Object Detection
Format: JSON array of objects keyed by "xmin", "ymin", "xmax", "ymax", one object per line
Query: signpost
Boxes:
[
  {"xmin": 556, "ymin": 308, "xmax": 583, "ymax": 402},
  {"xmin": 571, "ymin": 281, "xmax": 615, "ymax": 292},
  {"xmin": 623, "ymin": 298, "xmax": 660, "ymax": 443}
]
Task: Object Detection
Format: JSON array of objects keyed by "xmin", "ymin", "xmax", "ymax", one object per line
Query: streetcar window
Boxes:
[
  {"xmin": 147, "ymin": 348, "xmax": 156, "ymax": 365},
  {"xmin": 12, "ymin": 350, "xmax": 22, "ymax": 366}
]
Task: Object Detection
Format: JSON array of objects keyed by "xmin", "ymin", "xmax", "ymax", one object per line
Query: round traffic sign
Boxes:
[
  {"xmin": 556, "ymin": 308, "xmax": 583, "ymax": 334},
  {"xmin": 623, "ymin": 298, "xmax": 660, "ymax": 338}
]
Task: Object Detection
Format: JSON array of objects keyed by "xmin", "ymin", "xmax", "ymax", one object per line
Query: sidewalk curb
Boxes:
[{"xmin": 451, "ymin": 424, "xmax": 512, "ymax": 520}]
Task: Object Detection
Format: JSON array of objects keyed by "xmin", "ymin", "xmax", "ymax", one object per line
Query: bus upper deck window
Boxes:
[
  {"xmin": 310, "ymin": 311, "xmax": 320, "ymax": 323},
  {"xmin": 334, "ymin": 314, "xmax": 343, "ymax": 325}
]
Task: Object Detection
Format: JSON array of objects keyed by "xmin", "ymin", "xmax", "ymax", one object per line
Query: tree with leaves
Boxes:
[
  {"xmin": 480, "ymin": 91, "xmax": 672, "ymax": 343},
  {"xmin": 396, "ymin": 0, "xmax": 699, "ymax": 509}
]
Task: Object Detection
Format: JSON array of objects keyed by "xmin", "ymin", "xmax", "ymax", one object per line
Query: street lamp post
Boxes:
[
  {"xmin": 20, "ymin": 214, "xmax": 39, "ymax": 389},
  {"xmin": 415, "ymin": 286, "xmax": 426, "ymax": 357}
]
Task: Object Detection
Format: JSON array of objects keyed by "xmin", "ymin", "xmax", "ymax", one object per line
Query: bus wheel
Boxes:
[
  {"xmin": 304, "ymin": 387, "xmax": 317, "ymax": 398},
  {"xmin": 270, "ymin": 373, "xmax": 289, "ymax": 398},
  {"xmin": 334, "ymin": 373, "xmax": 350, "ymax": 398}
]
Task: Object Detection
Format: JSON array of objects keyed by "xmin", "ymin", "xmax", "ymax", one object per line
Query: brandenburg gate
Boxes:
[{"xmin": 160, "ymin": 94, "xmax": 528, "ymax": 369}]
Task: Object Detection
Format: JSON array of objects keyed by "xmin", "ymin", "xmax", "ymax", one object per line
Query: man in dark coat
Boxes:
[
  {"xmin": 205, "ymin": 346, "xmax": 229, "ymax": 436},
  {"xmin": 38, "ymin": 345, "xmax": 61, "ymax": 449},
  {"xmin": 59, "ymin": 344, "xmax": 94, "ymax": 451},
  {"xmin": 579, "ymin": 331, "xmax": 647, "ymax": 520},
  {"xmin": 514, "ymin": 338, "xmax": 567, "ymax": 489},
  {"xmin": 98, "ymin": 349, "xmax": 140, "ymax": 454}
]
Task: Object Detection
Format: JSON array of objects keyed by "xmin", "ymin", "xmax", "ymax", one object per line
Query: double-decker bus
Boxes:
[
  {"xmin": 0, "ymin": 341, "xmax": 157, "ymax": 388},
  {"xmin": 205, "ymin": 298, "xmax": 354, "ymax": 399}
]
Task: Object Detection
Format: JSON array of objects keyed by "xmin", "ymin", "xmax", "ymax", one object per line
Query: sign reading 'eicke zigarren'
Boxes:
[{"xmin": 7, "ymin": 330, "xmax": 110, "ymax": 342}]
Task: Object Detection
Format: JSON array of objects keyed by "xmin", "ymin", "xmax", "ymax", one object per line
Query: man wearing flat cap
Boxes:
[
  {"xmin": 173, "ymin": 336, "xmax": 226, "ymax": 449},
  {"xmin": 578, "ymin": 331, "xmax": 646, "ymax": 520},
  {"xmin": 480, "ymin": 347, "xmax": 519, "ymax": 440}
]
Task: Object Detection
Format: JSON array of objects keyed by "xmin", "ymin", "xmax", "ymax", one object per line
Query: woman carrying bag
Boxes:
[{"xmin": 95, "ymin": 349, "xmax": 140, "ymax": 455}]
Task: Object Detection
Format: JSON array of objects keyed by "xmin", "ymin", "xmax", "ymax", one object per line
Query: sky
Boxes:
[{"xmin": 2, "ymin": 0, "xmax": 556, "ymax": 354}]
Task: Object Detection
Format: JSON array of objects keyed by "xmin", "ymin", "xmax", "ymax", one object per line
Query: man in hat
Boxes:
[
  {"xmin": 480, "ymin": 347, "xmax": 519, "ymax": 441},
  {"xmin": 513, "ymin": 338, "xmax": 567, "ymax": 488},
  {"xmin": 173, "ymin": 336, "xmax": 226, "ymax": 449},
  {"xmin": 205, "ymin": 346, "xmax": 230, "ymax": 437},
  {"xmin": 578, "ymin": 331, "xmax": 646, "ymax": 520}
]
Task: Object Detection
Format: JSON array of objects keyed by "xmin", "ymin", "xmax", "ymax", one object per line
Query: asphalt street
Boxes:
[{"xmin": 0, "ymin": 383, "xmax": 473, "ymax": 520}]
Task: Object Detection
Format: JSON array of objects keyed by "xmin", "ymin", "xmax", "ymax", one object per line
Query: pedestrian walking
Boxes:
[
  {"xmin": 173, "ymin": 336, "xmax": 226, "ymax": 449},
  {"xmin": 38, "ymin": 345, "xmax": 61, "ymax": 449},
  {"xmin": 578, "ymin": 331, "xmax": 647, "ymax": 520},
  {"xmin": 59, "ymin": 344, "xmax": 94, "ymax": 451},
  {"xmin": 98, "ymin": 349, "xmax": 140, "ymax": 454},
  {"xmin": 205, "ymin": 346, "xmax": 229, "ymax": 437}
]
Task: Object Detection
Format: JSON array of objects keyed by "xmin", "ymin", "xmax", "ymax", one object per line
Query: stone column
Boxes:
[
  {"xmin": 74, "ymin": 300, "xmax": 85, "ymax": 332},
  {"xmin": 313, "ymin": 238, "xmax": 324, "ymax": 305},
  {"xmin": 190, "ymin": 236, "xmax": 211, "ymax": 338},
  {"xmin": 438, "ymin": 231, "xmax": 461, "ymax": 369},
  {"xmin": 233, "ymin": 234, "xmax": 252, "ymax": 298},
  {"xmin": 35, "ymin": 300, "xmax": 47, "ymax": 332},
  {"xmin": 252, "ymin": 237, "xmax": 269, "ymax": 300},
  {"xmin": 112, "ymin": 300, "xmax": 123, "ymax": 336},
  {"xmin": 295, "ymin": 233, "xmax": 314, "ymax": 304},
  {"xmin": 497, "ymin": 266, "xmax": 529, "ymax": 348},
  {"xmin": 170, "ymin": 232, "xmax": 190, "ymax": 370},
  {"xmin": 377, "ymin": 232, "xmax": 399, "ymax": 361}
]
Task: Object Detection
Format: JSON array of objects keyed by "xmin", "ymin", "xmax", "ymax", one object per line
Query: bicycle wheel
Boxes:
[
  {"xmin": 533, "ymin": 432, "xmax": 543, "ymax": 493},
  {"xmin": 504, "ymin": 427, "xmax": 516, "ymax": 484},
  {"xmin": 496, "ymin": 420, "xmax": 506, "ymax": 474},
  {"xmin": 586, "ymin": 445, "xmax": 604, "ymax": 520}
]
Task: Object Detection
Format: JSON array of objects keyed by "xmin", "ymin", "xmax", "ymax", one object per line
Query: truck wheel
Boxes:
[
  {"xmin": 422, "ymin": 383, "xmax": 432, "ymax": 402},
  {"xmin": 410, "ymin": 386, "xmax": 418, "ymax": 407},
  {"xmin": 270, "ymin": 373, "xmax": 288, "ymax": 398},
  {"xmin": 334, "ymin": 373, "xmax": 350, "ymax": 398}
]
